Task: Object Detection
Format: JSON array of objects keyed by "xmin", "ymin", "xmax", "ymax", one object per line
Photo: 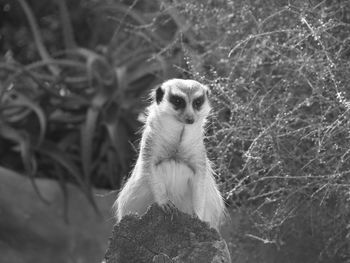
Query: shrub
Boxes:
[{"xmin": 165, "ymin": 0, "xmax": 350, "ymax": 260}]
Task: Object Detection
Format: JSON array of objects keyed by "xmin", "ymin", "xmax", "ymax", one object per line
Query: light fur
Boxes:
[{"xmin": 114, "ymin": 79, "xmax": 226, "ymax": 230}]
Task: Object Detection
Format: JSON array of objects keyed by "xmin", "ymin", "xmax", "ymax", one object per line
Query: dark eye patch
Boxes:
[
  {"xmin": 169, "ymin": 95, "xmax": 186, "ymax": 110},
  {"xmin": 192, "ymin": 95, "xmax": 205, "ymax": 110}
]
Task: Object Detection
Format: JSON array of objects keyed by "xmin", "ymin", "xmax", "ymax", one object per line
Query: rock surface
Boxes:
[
  {"xmin": 0, "ymin": 167, "xmax": 116, "ymax": 263},
  {"xmin": 104, "ymin": 204, "xmax": 231, "ymax": 263}
]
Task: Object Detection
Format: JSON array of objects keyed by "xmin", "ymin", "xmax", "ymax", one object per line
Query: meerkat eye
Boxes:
[
  {"xmin": 192, "ymin": 95, "xmax": 205, "ymax": 110},
  {"xmin": 169, "ymin": 95, "xmax": 186, "ymax": 110}
]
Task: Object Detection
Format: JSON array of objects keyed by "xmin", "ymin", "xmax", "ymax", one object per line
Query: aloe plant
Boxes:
[{"xmin": 0, "ymin": 0, "xmax": 181, "ymax": 206}]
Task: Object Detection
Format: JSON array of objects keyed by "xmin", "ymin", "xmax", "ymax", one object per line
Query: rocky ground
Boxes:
[{"xmin": 0, "ymin": 167, "xmax": 116, "ymax": 263}]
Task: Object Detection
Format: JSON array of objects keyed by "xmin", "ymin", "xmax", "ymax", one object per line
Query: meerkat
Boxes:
[{"xmin": 114, "ymin": 78, "xmax": 226, "ymax": 230}]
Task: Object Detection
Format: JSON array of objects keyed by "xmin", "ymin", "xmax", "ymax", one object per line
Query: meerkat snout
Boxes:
[
  {"xmin": 154, "ymin": 79, "xmax": 211, "ymax": 125},
  {"xmin": 184, "ymin": 116, "xmax": 194, "ymax": 124},
  {"xmin": 183, "ymin": 107, "xmax": 195, "ymax": 124}
]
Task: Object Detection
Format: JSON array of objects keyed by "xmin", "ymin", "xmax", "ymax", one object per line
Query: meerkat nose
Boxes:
[{"xmin": 185, "ymin": 117, "xmax": 194, "ymax": 124}]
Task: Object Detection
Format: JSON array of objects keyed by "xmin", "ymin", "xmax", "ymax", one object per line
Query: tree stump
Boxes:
[{"xmin": 104, "ymin": 204, "xmax": 231, "ymax": 263}]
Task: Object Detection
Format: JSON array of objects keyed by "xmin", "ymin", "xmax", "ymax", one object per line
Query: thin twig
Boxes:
[{"xmin": 245, "ymin": 234, "xmax": 276, "ymax": 244}]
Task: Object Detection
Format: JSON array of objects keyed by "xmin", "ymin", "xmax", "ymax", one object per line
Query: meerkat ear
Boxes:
[{"xmin": 155, "ymin": 85, "xmax": 164, "ymax": 104}]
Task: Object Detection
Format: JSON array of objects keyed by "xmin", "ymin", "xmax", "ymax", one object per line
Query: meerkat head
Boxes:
[{"xmin": 153, "ymin": 79, "xmax": 211, "ymax": 125}]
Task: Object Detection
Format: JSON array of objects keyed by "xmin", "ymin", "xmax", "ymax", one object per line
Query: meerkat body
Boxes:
[{"xmin": 114, "ymin": 79, "xmax": 225, "ymax": 229}]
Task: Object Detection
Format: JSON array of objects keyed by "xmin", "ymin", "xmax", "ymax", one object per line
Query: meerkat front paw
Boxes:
[
  {"xmin": 153, "ymin": 253, "xmax": 172, "ymax": 263},
  {"xmin": 159, "ymin": 200, "xmax": 178, "ymax": 215}
]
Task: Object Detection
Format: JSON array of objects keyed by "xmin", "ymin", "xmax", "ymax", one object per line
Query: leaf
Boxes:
[
  {"xmin": 37, "ymin": 140, "xmax": 100, "ymax": 214},
  {"xmin": 3, "ymin": 90, "xmax": 47, "ymax": 146},
  {"xmin": 81, "ymin": 67, "xmax": 115, "ymax": 182},
  {"xmin": 57, "ymin": 131, "xmax": 79, "ymax": 150},
  {"xmin": 36, "ymin": 140, "xmax": 85, "ymax": 188},
  {"xmin": 1, "ymin": 107, "xmax": 32, "ymax": 122},
  {"xmin": 75, "ymin": 48, "xmax": 113, "ymax": 86},
  {"xmin": 0, "ymin": 122, "xmax": 49, "ymax": 203},
  {"xmin": 104, "ymin": 103, "xmax": 120, "ymax": 149},
  {"xmin": 103, "ymin": 104, "xmax": 130, "ymax": 177},
  {"xmin": 49, "ymin": 109, "xmax": 86, "ymax": 123},
  {"xmin": 54, "ymin": 163, "xmax": 70, "ymax": 223},
  {"xmin": 115, "ymin": 66, "xmax": 127, "ymax": 93},
  {"xmin": 81, "ymin": 106, "xmax": 99, "ymax": 182},
  {"xmin": 52, "ymin": 95, "xmax": 90, "ymax": 110},
  {"xmin": 0, "ymin": 123, "xmax": 33, "ymax": 173},
  {"xmin": 107, "ymin": 147, "xmax": 119, "ymax": 188},
  {"xmin": 17, "ymin": 0, "xmax": 60, "ymax": 76}
]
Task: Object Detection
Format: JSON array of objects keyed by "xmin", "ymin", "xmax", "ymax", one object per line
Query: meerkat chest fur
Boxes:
[
  {"xmin": 144, "ymin": 112, "xmax": 205, "ymax": 204},
  {"xmin": 150, "ymin": 113, "xmax": 204, "ymax": 167}
]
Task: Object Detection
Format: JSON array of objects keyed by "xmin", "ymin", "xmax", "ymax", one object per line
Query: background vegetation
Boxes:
[{"xmin": 1, "ymin": 0, "xmax": 349, "ymax": 262}]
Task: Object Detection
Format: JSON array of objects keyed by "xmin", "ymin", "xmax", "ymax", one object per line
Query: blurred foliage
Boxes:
[
  {"xmin": 0, "ymin": 0, "xmax": 187, "ymax": 198},
  {"xmin": 1, "ymin": 0, "xmax": 350, "ymax": 261}
]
